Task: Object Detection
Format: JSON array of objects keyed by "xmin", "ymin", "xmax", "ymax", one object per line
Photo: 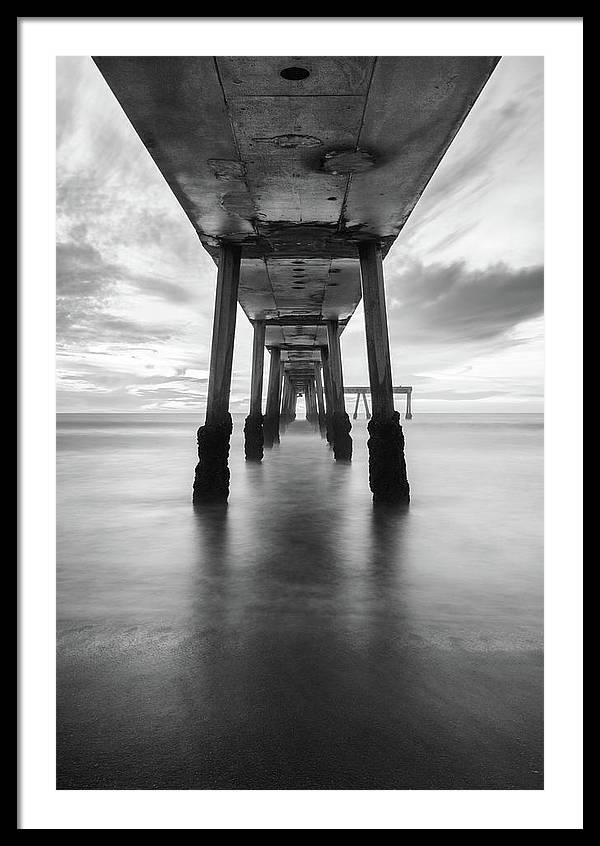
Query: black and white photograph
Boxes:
[{"xmin": 19, "ymin": 17, "xmax": 583, "ymax": 830}]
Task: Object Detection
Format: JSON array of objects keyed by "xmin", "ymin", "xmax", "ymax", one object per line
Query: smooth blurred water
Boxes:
[{"xmin": 57, "ymin": 412, "xmax": 543, "ymax": 789}]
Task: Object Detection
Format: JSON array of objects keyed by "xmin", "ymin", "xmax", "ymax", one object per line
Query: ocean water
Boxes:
[{"xmin": 57, "ymin": 412, "xmax": 543, "ymax": 789}]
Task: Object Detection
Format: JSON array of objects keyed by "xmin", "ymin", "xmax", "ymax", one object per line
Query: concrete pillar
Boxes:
[
  {"xmin": 289, "ymin": 380, "xmax": 297, "ymax": 419},
  {"xmin": 306, "ymin": 377, "xmax": 319, "ymax": 428},
  {"xmin": 304, "ymin": 382, "xmax": 310, "ymax": 421},
  {"xmin": 326, "ymin": 320, "xmax": 352, "ymax": 460},
  {"xmin": 320, "ymin": 345, "xmax": 334, "ymax": 446},
  {"xmin": 193, "ymin": 243, "xmax": 241, "ymax": 504},
  {"xmin": 314, "ymin": 362, "xmax": 326, "ymax": 437},
  {"xmin": 263, "ymin": 347, "xmax": 281, "ymax": 449},
  {"xmin": 244, "ymin": 320, "xmax": 265, "ymax": 461},
  {"xmin": 290, "ymin": 382, "xmax": 298, "ymax": 420},
  {"xmin": 358, "ymin": 241, "xmax": 409, "ymax": 503},
  {"xmin": 280, "ymin": 374, "xmax": 295, "ymax": 432},
  {"xmin": 277, "ymin": 360, "xmax": 284, "ymax": 418},
  {"xmin": 280, "ymin": 375, "xmax": 290, "ymax": 420}
]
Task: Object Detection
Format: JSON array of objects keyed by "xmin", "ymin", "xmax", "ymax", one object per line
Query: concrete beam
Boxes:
[{"xmin": 264, "ymin": 316, "xmax": 350, "ymax": 327}]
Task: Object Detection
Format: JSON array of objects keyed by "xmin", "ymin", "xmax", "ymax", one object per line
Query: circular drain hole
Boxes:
[{"xmin": 280, "ymin": 66, "xmax": 310, "ymax": 81}]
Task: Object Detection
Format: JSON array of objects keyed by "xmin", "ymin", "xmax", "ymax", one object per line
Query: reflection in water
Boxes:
[
  {"xmin": 57, "ymin": 413, "xmax": 543, "ymax": 789},
  {"xmin": 370, "ymin": 501, "xmax": 409, "ymax": 566},
  {"xmin": 193, "ymin": 502, "xmax": 229, "ymax": 560},
  {"xmin": 364, "ymin": 504, "xmax": 410, "ymax": 651}
]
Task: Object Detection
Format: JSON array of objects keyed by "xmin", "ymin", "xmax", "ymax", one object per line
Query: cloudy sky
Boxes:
[{"xmin": 56, "ymin": 56, "xmax": 543, "ymax": 414}]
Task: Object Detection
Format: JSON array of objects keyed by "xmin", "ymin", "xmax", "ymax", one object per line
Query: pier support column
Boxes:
[
  {"xmin": 277, "ymin": 361, "xmax": 284, "ymax": 427},
  {"xmin": 304, "ymin": 380, "xmax": 312, "ymax": 422},
  {"xmin": 314, "ymin": 362, "xmax": 326, "ymax": 437},
  {"xmin": 244, "ymin": 320, "xmax": 265, "ymax": 462},
  {"xmin": 291, "ymin": 387, "xmax": 297, "ymax": 420},
  {"xmin": 320, "ymin": 345, "xmax": 334, "ymax": 446},
  {"xmin": 280, "ymin": 374, "xmax": 295, "ymax": 432},
  {"xmin": 193, "ymin": 243, "xmax": 241, "ymax": 504},
  {"xmin": 359, "ymin": 241, "xmax": 409, "ymax": 503},
  {"xmin": 306, "ymin": 378, "xmax": 319, "ymax": 428},
  {"xmin": 280, "ymin": 374, "xmax": 290, "ymax": 431},
  {"xmin": 263, "ymin": 347, "xmax": 282, "ymax": 449},
  {"xmin": 326, "ymin": 320, "xmax": 352, "ymax": 461}
]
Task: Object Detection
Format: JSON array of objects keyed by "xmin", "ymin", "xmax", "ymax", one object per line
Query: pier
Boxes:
[
  {"xmin": 346, "ymin": 386, "xmax": 413, "ymax": 420},
  {"xmin": 94, "ymin": 56, "xmax": 499, "ymax": 504}
]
